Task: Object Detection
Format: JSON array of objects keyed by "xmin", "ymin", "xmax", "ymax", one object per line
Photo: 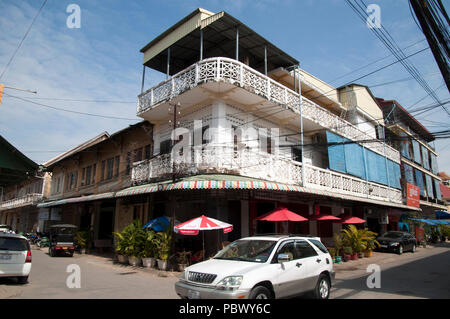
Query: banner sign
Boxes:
[{"xmin": 406, "ymin": 183, "xmax": 420, "ymax": 208}]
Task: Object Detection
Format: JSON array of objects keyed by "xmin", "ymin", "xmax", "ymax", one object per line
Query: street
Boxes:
[{"xmin": 1, "ymin": 243, "xmax": 449, "ymax": 299}]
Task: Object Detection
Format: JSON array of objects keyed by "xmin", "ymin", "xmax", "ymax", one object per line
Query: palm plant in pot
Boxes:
[
  {"xmin": 121, "ymin": 220, "xmax": 146, "ymax": 267},
  {"xmin": 142, "ymin": 230, "xmax": 158, "ymax": 268},
  {"xmin": 74, "ymin": 230, "xmax": 92, "ymax": 254},
  {"xmin": 156, "ymin": 224, "xmax": 172, "ymax": 271},
  {"xmin": 176, "ymin": 251, "xmax": 190, "ymax": 271},
  {"xmin": 333, "ymin": 233, "xmax": 343, "ymax": 264},
  {"xmin": 341, "ymin": 225, "xmax": 365, "ymax": 260},
  {"xmin": 342, "ymin": 246, "xmax": 352, "ymax": 262},
  {"xmin": 113, "ymin": 230, "xmax": 128, "ymax": 264}
]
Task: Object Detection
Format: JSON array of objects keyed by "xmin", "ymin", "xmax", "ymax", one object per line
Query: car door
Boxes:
[
  {"xmin": 271, "ymin": 240, "xmax": 304, "ymax": 298},
  {"xmin": 292, "ymin": 240, "xmax": 321, "ymax": 294}
]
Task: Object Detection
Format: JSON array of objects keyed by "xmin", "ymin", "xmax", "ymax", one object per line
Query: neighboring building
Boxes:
[
  {"xmin": 0, "ymin": 135, "xmax": 44, "ymax": 233},
  {"xmin": 439, "ymin": 172, "xmax": 450, "ymax": 186},
  {"xmin": 122, "ymin": 8, "xmax": 416, "ymax": 252},
  {"xmin": 37, "ymin": 121, "xmax": 153, "ymax": 249},
  {"xmin": 377, "ymin": 97, "xmax": 447, "ymax": 219}
]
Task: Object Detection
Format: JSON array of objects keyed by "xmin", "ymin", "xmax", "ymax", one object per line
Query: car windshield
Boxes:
[
  {"xmin": 0, "ymin": 237, "xmax": 29, "ymax": 251},
  {"xmin": 214, "ymin": 239, "xmax": 277, "ymax": 263},
  {"xmin": 382, "ymin": 232, "xmax": 403, "ymax": 239}
]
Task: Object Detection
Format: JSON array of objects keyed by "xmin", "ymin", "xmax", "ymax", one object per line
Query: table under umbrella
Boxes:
[{"xmin": 174, "ymin": 215, "xmax": 233, "ymax": 260}]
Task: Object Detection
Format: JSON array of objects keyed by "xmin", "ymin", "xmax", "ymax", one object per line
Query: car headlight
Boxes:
[
  {"xmin": 180, "ymin": 270, "xmax": 187, "ymax": 280},
  {"xmin": 216, "ymin": 276, "xmax": 243, "ymax": 291},
  {"xmin": 389, "ymin": 242, "xmax": 399, "ymax": 246}
]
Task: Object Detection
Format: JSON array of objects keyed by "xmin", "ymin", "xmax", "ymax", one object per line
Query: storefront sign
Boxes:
[
  {"xmin": 406, "ymin": 184, "xmax": 420, "ymax": 208},
  {"xmin": 416, "ymin": 227, "xmax": 425, "ymax": 242}
]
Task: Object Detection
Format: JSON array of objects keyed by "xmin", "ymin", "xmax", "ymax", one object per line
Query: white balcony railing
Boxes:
[
  {"xmin": 131, "ymin": 148, "xmax": 402, "ymax": 204},
  {"xmin": 0, "ymin": 193, "xmax": 43, "ymax": 211},
  {"xmin": 138, "ymin": 57, "xmax": 400, "ymax": 163}
]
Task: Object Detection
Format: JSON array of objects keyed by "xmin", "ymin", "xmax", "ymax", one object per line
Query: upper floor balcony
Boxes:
[
  {"xmin": 137, "ymin": 57, "xmax": 400, "ymax": 164},
  {"xmin": 131, "ymin": 146, "xmax": 402, "ymax": 205},
  {"xmin": 0, "ymin": 193, "xmax": 43, "ymax": 211}
]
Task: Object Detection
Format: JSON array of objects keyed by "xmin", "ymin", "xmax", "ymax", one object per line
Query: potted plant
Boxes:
[
  {"xmin": 74, "ymin": 230, "xmax": 91, "ymax": 254},
  {"xmin": 113, "ymin": 230, "xmax": 128, "ymax": 264},
  {"xmin": 342, "ymin": 246, "xmax": 352, "ymax": 262},
  {"xmin": 115, "ymin": 220, "xmax": 146, "ymax": 267},
  {"xmin": 176, "ymin": 251, "xmax": 190, "ymax": 271},
  {"xmin": 157, "ymin": 231, "xmax": 171, "ymax": 270},
  {"xmin": 333, "ymin": 233, "xmax": 343, "ymax": 264},
  {"xmin": 328, "ymin": 248, "xmax": 336, "ymax": 263},
  {"xmin": 142, "ymin": 230, "xmax": 158, "ymax": 268}
]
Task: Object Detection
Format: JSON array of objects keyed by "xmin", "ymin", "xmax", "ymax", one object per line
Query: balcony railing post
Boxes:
[
  {"xmin": 195, "ymin": 63, "xmax": 199, "ymax": 84},
  {"xmin": 150, "ymin": 88, "xmax": 154, "ymax": 107},
  {"xmin": 216, "ymin": 58, "xmax": 220, "ymax": 81}
]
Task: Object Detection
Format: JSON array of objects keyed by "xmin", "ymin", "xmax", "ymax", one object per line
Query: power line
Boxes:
[
  {"xmin": 0, "ymin": 0, "xmax": 47, "ymax": 80},
  {"xmin": 3, "ymin": 93, "xmax": 139, "ymax": 121}
]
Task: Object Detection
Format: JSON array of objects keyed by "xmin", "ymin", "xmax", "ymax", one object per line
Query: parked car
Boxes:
[
  {"xmin": 0, "ymin": 225, "xmax": 14, "ymax": 233},
  {"xmin": 0, "ymin": 233, "xmax": 32, "ymax": 284},
  {"xmin": 377, "ymin": 231, "xmax": 417, "ymax": 255},
  {"xmin": 175, "ymin": 235, "xmax": 335, "ymax": 299}
]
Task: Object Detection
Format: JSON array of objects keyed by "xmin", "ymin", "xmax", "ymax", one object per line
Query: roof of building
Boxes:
[
  {"xmin": 43, "ymin": 121, "xmax": 151, "ymax": 170},
  {"xmin": 376, "ymin": 97, "xmax": 434, "ymax": 142},
  {"xmin": 440, "ymin": 183, "xmax": 450, "ymax": 200},
  {"xmin": 0, "ymin": 135, "xmax": 39, "ymax": 187},
  {"xmin": 438, "ymin": 171, "xmax": 450, "ymax": 181},
  {"xmin": 140, "ymin": 8, "xmax": 299, "ymax": 75}
]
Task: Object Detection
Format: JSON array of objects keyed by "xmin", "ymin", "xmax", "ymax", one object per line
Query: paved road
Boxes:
[
  {"xmin": 0, "ymin": 247, "xmax": 179, "ymax": 299},
  {"xmin": 1, "ymin": 243, "xmax": 449, "ymax": 299},
  {"xmin": 331, "ymin": 243, "xmax": 450, "ymax": 299}
]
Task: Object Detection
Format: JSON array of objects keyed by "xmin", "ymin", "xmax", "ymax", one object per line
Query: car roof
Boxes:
[
  {"xmin": 240, "ymin": 234, "xmax": 321, "ymax": 241},
  {"xmin": 0, "ymin": 232, "xmax": 27, "ymax": 240}
]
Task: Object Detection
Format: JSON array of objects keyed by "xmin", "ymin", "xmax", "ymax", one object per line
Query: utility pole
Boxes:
[
  {"xmin": 169, "ymin": 101, "xmax": 181, "ymax": 255},
  {"xmin": 0, "ymin": 85, "xmax": 37, "ymax": 105}
]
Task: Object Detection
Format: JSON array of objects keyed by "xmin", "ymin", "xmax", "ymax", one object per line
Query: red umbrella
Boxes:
[
  {"xmin": 310, "ymin": 214, "xmax": 341, "ymax": 221},
  {"xmin": 339, "ymin": 215, "xmax": 366, "ymax": 224},
  {"xmin": 256, "ymin": 207, "xmax": 309, "ymax": 221},
  {"xmin": 174, "ymin": 215, "xmax": 233, "ymax": 261}
]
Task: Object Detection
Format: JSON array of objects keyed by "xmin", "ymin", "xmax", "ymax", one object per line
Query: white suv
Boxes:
[
  {"xmin": 175, "ymin": 235, "xmax": 335, "ymax": 299},
  {"xmin": 0, "ymin": 233, "xmax": 32, "ymax": 284}
]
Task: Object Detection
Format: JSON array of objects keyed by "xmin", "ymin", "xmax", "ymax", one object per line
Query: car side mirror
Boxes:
[{"xmin": 277, "ymin": 253, "xmax": 292, "ymax": 263}]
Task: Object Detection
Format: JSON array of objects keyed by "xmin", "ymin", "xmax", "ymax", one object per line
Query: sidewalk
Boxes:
[{"xmin": 333, "ymin": 242, "xmax": 449, "ymax": 278}]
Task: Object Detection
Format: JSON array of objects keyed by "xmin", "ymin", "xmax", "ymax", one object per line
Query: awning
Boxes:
[
  {"xmin": 436, "ymin": 211, "xmax": 450, "ymax": 219},
  {"xmin": 37, "ymin": 192, "xmax": 115, "ymax": 208},
  {"xmin": 409, "ymin": 218, "xmax": 450, "ymax": 225},
  {"xmin": 115, "ymin": 175, "xmax": 421, "ymax": 211}
]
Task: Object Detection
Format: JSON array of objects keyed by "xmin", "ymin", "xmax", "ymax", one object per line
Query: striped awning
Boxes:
[
  {"xmin": 37, "ymin": 192, "xmax": 115, "ymax": 208},
  {"xmin": 115, "ymin": 184, "xmax": 159, "ymax": 197}
]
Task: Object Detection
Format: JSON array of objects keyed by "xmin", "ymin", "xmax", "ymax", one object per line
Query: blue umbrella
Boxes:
[{"xmin": 143, "ymin": 216, "xmax": 170, "ymax": 232}]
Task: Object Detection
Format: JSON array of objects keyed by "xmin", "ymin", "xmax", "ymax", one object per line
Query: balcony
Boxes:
[
  {"xmin": 0, "ymin": 193, "xmax": 43, "ymax": 211},
  {"xmin": 138, "ymin": 57, "xmax": 400, "ymax": 163},
  {"xmin": 131, "ymin": 147, "xmax": 402, "ymax": 204}
]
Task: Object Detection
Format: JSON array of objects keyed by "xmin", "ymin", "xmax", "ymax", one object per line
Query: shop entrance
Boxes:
[{"xmin": 256, "ymin": 202, "xmax": 276, "ymax": 234}]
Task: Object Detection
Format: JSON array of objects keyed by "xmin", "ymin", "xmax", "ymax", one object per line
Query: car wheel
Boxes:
[
  {"xmin": 398, "ymin": 245, "xmax": 403, "ymax": 255},
  {"xmin": 249, "ymin": 286, "xmax": 272, "ymax": 299},
  {"xmin": 17, "ymin": 276, "xmax": 28, "ymax": 284},
  {"xmin": 313, "ymin": 274, "xmax": 330, "ymax": 299},
  {"xmin": 411, "ymin": 244, "xmax": 416, "ymax": 253}
]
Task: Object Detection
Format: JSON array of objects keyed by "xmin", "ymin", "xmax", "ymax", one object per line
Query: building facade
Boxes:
[{"xmin": 377, "ymin": 98, "xmax": 446, "ymax": 220}]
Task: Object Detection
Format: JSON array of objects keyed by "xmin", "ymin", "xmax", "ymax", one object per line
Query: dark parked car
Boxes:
[{"xmin": 377, "ymin": 231, "xmax": 417, "ymax": 255}]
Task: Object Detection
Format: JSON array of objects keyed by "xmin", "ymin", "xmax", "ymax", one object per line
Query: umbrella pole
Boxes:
[{"xmin": 202, "ymin": 231, "xmax": 205, "ymax": 261}]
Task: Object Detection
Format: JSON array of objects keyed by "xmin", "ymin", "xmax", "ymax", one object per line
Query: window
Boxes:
[
  {"xmin": 81, "ymin": 165, "xmax": 96, "ymax": 186},
  {"xmin": 101, "ymin": 160, "xmax": 106, "ymax": 181},
  {"xmin": 68, "ymin": 172, "xmax": 78, "ymax": 190},
  {"xmin": 106, "ymin": 158, "xmax": 114, "ymax": 180},
  {"xmin": 81, "ymin": 168, "xmax": 86, "ymax": 186},
  {"xmin": 145, "ymin": 144, "xmax": 152, "ymax": 160},
  {"xmin": 202, "ymin": 125, "xmax": 210, "ymax": 145},
  {"xmin": 295, "ymin": 240, "xmax": 318, "ymax": 258},
  {"xmin": 160, "ymin": 140, "xmax": 171, "ymax": 155},
  {"xmin": 308, "ymin": 239, "xmax": 328, "ymax": 254},
  {"xmin": 126, "ymin": 152, "xmax": 131, "ymax": 175},
  {"xmin": 133, "ymin": 148, "xmax": 143, "ymax": 162},
  {"xmin": 115, "ymin": 156, "xmax": 120, "ymax": 177},
  {"xmin": 292, "ymin": 147, "xmax": 302, "ymax": 162},
  {"xmin": 275, "ymin": 241, "xmax": 296, "ymax": 261}
]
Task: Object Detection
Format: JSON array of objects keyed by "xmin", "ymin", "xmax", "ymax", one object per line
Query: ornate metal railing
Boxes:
[
  {"xmin": 138, "ymin": 57, "xmax": 400, "ymax": 163},
  {"xmin": 0, "ymin": 193, "xmax": 43, "ymax": 211},
  {"xmin": 131, "ymin": 148, "xmax": 402, "ymax": 204}
]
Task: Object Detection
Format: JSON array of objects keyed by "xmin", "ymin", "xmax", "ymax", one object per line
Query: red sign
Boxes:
[
  {"xmin": 416, "ymin": 227, "xmax": 425, "ymax": 242},
  {"xmin": 406, "ymin": 184, "xmax": 420, "ymax": 208}
]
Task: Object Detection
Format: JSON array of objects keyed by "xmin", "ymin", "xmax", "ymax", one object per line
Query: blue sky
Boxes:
[{"xmin": 0, "ymin": 0, "xmax": 449, "ymax": 171}]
